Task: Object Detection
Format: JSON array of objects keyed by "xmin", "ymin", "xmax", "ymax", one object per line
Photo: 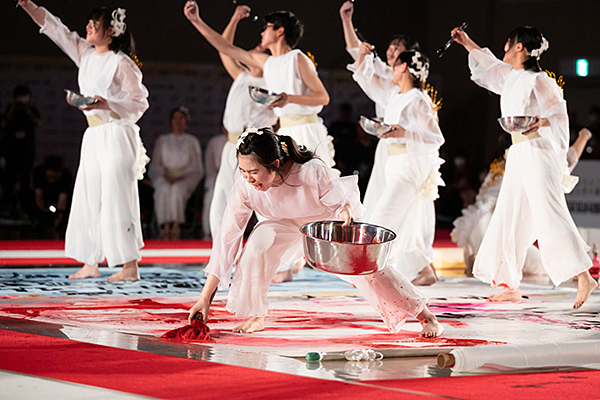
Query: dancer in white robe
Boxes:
[
  {"xmin": 209, "ymin": 5, "xmax": 277, "ymax": 241},
  {"xmin": 202, "ymin": 128, "xmax": 227, "ymax": 239},
  {"xmin": 452, "ymin": 26, "xmax": 597, "ymax": 308},
  {"xmin": 452, "ymin": 128, "xmax": 593, "ymax": 276},
  {"xmin": 339, "ymin": 2, "xmax": 437, "ymax": 285},
  {"xmin": 150, "ymin": 107, "xmax": 204, "ymax": 240},
  {"xmin": 187, "ymin": 127, "xmax": 443, "ymax": 337},
  {"xmin": 350, "ymin": 47, "xmax": 445, "ymax": 284},
  {"xmin": 183, "ymin": 2, "xmax": 334, "ymax": 168},
  {"xmin": 18, "ymin": 1, "xmax": 149, "ymax": 281}
]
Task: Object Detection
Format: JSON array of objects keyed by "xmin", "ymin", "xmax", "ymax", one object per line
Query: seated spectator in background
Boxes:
[
  {"xmin": 1, "ymin": 84, "xmax": 41, "ymax": 216},
  {"xmin": 29, "ymin": 155, "xmax": 73, "ymax": 239},
  {"xmin": 149, "ymin": 107, "xmax": 204, "ymax": 240},
  {"xmin": 202, "ymin": 125, "xmax": 228, "ymax": 240}
]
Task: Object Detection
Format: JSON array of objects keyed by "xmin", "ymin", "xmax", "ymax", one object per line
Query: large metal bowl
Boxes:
[
  {"xmin": 64, "ymin": 89, "xmax": 97, "ymax": 108},
  {"xmin": 300, "ymin": 221, "xmax": 396, "ymax": 275},
  {"xmin": 248, "ymin": 86, "xmax": 282, "ymax": 106},
  {"xmin": 497, "ymin": 116, "xmax": 539, "ymax": 134},
  {"xmin": 359, "ymin": 115, "xmax": 394, "ymax": 137}
]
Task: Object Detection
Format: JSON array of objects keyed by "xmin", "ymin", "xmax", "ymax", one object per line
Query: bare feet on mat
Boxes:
[
  {"xmin": 411, "ymin": 264, "xmax": 438, "ymax": 286},
  {"xmin": 106, "ymin": 261, "xmax": 140, "ymax": 282},
  {"xmin": 417, "ymin": 308, "xmax": 444, "ymax": 338},
  {"xmin": 487, "ymin": 287, "xmax": 522, "ymax": 302},
  {"xmin": 271, "ymin": 269, "xmax": 293, "ymax": 283},
  {"xmin": 233, "ymin": 316, "xmax": 265, "ymax": 333},
  {"xmin": 574, "ymin": 271, "xmax": 598, "ymax": 309},
  {"xmin": 68, "ymin": 263, "xmax": 100, "ymax": 279}
]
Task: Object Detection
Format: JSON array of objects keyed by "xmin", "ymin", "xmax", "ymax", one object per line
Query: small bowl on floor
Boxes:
[{"xmin": 300, "ymin": 221, "xmax": 396, "ymax": 275}]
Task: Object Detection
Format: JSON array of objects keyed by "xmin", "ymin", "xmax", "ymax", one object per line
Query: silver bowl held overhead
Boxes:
[
  {"xmin": 64, "ymin": 89, "xmax": 97, "ymax": 108},
  {"xmin": 248, "ymin": 86, "xmax": 282, "ymax": 106},
  {"xmin": 300, "ymin": 221, "xmax": 396, "ymax": 275},
  {"xmin": 497, "ymin": 116, "xmax": 539, "ymax": 134},
  {"xmin": 359, "ymin": 115, "xmax": 395, "ymax": 137}
]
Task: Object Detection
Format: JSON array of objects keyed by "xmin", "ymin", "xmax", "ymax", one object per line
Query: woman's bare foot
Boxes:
[
  {"xmin": 68, "ymin": 263, "xmax": 100, "ymax": 279},
  {"xmin": 487, "ymin": 287, "xmax": 522, "ymax": 302},
  {"xmin": 411, "ymin": 264, "xmax": 438, "ymax": 286},
  {"xmin": 233, "ymin": 316, "xmax": 265, "ymax": 333},
  {"xmin": 106, "ymin": 260, "xmax": 140, "ymax": 282},
  {"xmin": 574, "ymin": 271, "xmax": 598, "ymax": 309},
  {"xmin": 271, "ymin": 269, "xmax": 293, "ymax": 283},
  {"xmin": 417, "ymin": 308, "xmax": 443, "ymax": 338},
  {"xmin": 291, "ymin": 257, "xmax": 306, "ymax": 274}
]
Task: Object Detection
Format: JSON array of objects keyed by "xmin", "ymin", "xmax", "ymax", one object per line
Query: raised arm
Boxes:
[
  {"xmin": 18, "ymin": 0, "xmax": 46, "ymax": 26},
  {"xmin": 219, "ymin": 5, "xmax": 252, "ymax": 80},
  {"xmin": 451, "ymin": 27, "xmax": 481, "ymax": 53},
  {"xmin": 184, "ymin": 1, "xmax": 268, "ymax": 70},
  {"xmin": 339, "ymin": 1, "xmax": 360, "ymax": 50}
]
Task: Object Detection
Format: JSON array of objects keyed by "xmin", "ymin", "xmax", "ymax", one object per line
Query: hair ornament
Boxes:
[
  {"xmin": 237, "ymin": 126, "xmax": 261, "ymax": 150},
  {"xmin": 545, "ymin": 70, "xmax": 565, "ymax": 90},
  {"xmin": 529, "ymin": 36, "xmax": 549, "ymax": 60},
  {"xmin": 280, "ymin": 140, "xmax": 289, "ymax": 156},
  {"xmin": 111, "ymin": 8, "xmax": 127, "ymax": 37},
  {"xmin": 306, "ymin": 52, "xmax": 318, "ymax": 68},
  {"xmin": 130, "ymin": 53, "xmax": 143, "ymax": 69},
  {"xmin": 407, "ymin": 51, "xmax": 429, "ymax": 82},
  {"xmin": 425, "ymin": 83, "xmax": 443, "ymax": 112}
]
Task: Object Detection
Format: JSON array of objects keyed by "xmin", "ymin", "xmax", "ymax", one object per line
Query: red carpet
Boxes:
[{"xmin": 1, "ymin": 328, "xmax": 598, "ymax": 400}]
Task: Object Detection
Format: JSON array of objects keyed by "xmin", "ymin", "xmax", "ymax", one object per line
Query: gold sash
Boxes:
[
  {"xmin": 387, "ymin": 143, "xmax": 407, "ymax": 156},
  {"xmin": 511, "ymin": 131, "xmax": 541, "ymax": 144},
  {"xmin": 86, "ymin": 112, "xmax": 121, "ymax": 127},
  {"xmin": 279, "ymin": 113, "xmax": 319, "ymax": 129},
  {"xmin": 227, "ymin": 131, "xmax": 243, "ymax": 144}
]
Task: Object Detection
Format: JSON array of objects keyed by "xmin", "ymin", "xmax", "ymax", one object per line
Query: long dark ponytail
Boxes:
[
  {"xmin": 236, "ymin": 126, "xmax": 316, "ymax": 184},
  {"xmin": 88, "ymin": 7, "xmax": 140, "ymax": 68}
]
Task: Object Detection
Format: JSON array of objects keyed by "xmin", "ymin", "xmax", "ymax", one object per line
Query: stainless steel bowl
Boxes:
[
  {"xmin": 248, "ymin": 86, "xmax": 282, "ymax": 106},
  {"xmin": 300, "ymin": 221, "xmax": 396, "ymax": 275},
  {"xmin": 359, "ymin": 115, "xmax": 395, "ymax": 137},
  {"xmin": 497, "ymin": 116, "xmax": 539, "ymax": 134},
  {"xmin": 64, "ymin": 89, "xmax": 97, "ymax": 108}
]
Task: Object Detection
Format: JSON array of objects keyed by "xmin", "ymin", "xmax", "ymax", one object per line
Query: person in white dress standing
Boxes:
[
  {"xmin": 451, "ymin": 26, "xmax": 597, "ymax": 308},
  {"xmin": 18, "ymin": 1, "xmax": 150, "ymax": 281},
  {"xmin": 149, "ymin": 107, "xmax": 204, "ymax": 240},
  {"xmin": 208, "ymin": 5, "xmax": 276, "ymax": 241},
  {"xmin": 187, "ymin": 127, "xmax": 443, "ymax": 337},
  {"xmin": 202, "ymin": 126, "xmax": 227, "ymax": 239},
  {"xmin": 349, "ymin": 47, "xmax": 446, "ymax": 287},
  {"xmin": 183, "ymin": 1, "xmax": 335, "ymax": 168}
]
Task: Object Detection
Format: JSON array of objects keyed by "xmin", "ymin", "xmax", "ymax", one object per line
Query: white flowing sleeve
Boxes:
[
  {"xmin": 346, "ymin": 46, "xmax": 359, "ymax": 61},
  {"xmin": 38, "ymin": 7, "xmax": 91, "ymax": 67},
  {"xmin": 348, "ymin": 54, "xmax": 396, "ymax": 110},
  {"xmin": 204, "ymin": 179, "xmax": 253, "ymax": 289},
  {"xmin": 468, "ymin": 48, "xmax": 512, "ymax": 95},
  {"xmin": 106, "ymin": 56, "xmax": 149, "ymax": 123},
  {"xmin": 313, "ymin": 162, "xmax": 365, "ymax": 220},
  {"xmin": 402, "ymin": 95, "xmax": 445, "ymax": 157},
  {"xmin": 532, "ymin": 73, "xmax": 569, "ymax": 152}
]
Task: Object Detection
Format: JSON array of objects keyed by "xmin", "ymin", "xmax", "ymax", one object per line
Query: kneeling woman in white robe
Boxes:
[
  {"xmin": 19, "ymin": 1, "xmax": 150, "ymax": 281},
  {"xmin": 451, "ymin": 26, "xmax": 596, "ymax": 308},
  {"xmin": 187, "ymin": 127, "xmax": 443, "ymax": 337}
]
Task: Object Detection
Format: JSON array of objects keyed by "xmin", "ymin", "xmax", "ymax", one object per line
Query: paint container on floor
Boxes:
[{"xmin": 438, "ymin": 341, "xmax": 600, "ymax": 371}]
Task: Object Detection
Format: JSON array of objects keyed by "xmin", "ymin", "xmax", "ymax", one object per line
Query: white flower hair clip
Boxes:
[
  {"xmin": 529, "ymin": 36, "xmax": 549, "ymax": 60},
  {"xmin": 111, "ymin": 8, "xmax": 127, "ymax": 37},
  {"xmin": 237, "ymin": 126, "xmax": 261, "ymax": 150},
  {"xmin": 408, "ymin": 52, "xmax": 430, "ymax": 82}
]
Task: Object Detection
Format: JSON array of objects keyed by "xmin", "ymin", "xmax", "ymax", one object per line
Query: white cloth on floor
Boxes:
[
  {"xmin": 469, "ymin": 48, "xmax": 591, "ymax": 289},
  {"xmin": 40, "ymin": 8, "xmax": 149, "ymax": 267},
  {"xmin": 263, "ymin": 50, "xmax": 335, "ymax": 166},
  {"xmin": 149, "ymin": 133, "xmax": 204, "ymax": 225}
]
